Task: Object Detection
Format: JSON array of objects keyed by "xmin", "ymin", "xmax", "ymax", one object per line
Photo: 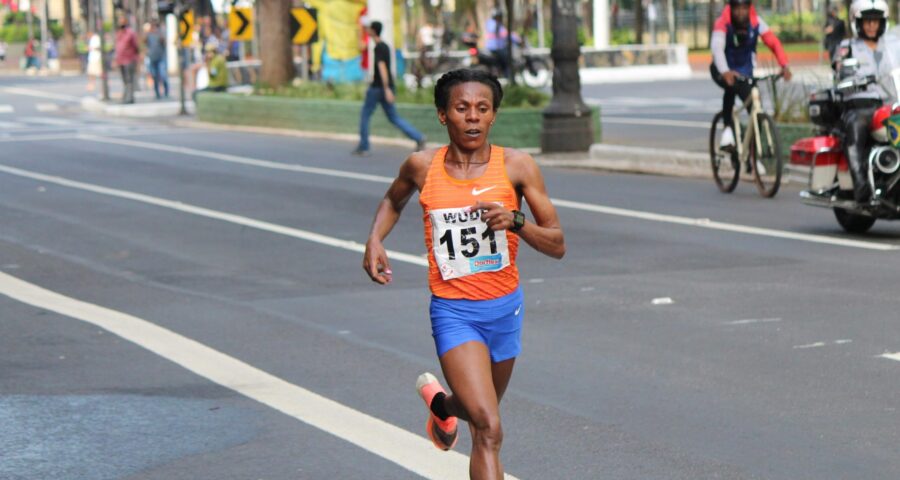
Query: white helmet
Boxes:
[{"xmin": 850, "ymin": 0, "xmax": 889, "ymax": 40}]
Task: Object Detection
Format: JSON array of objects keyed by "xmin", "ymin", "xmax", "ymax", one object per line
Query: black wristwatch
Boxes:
[{"xmin": 510, "ymin": 210, "xmax": 526, "ymax": 232}]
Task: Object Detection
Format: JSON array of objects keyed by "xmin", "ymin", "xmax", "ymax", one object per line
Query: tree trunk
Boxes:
[
  {"xmin": 61, "ymin": 0, "xmax": 78, "ymax": 59},
  {"xmin": 259, "ymin": 0, "xmax": 294, "ymax": 87},
  {"xmin": 635, "ymin": 0, "xmax": 645, "ymax": 44}
]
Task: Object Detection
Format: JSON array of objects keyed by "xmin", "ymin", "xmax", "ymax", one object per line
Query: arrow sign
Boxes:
[
  {"xmin": 290, "ymin": 7, "xmax": 317, "ymax": 45},
  {"xmin": 178, "ymin": 9, "xmax": 194, "ymax": 47},
  {"xmin": 228, "ymin": 7, "xmax": 253, "ymax": 41}
]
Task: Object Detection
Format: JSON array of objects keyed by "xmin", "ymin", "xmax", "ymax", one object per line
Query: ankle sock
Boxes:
[{"xmin": 430, "ymin": 392, "xmax": 450, "ymax": 420}]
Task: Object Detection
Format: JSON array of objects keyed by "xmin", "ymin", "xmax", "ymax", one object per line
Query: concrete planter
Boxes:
[{"xmin": 196, "ymin": 93, "xmax": 601, "ymax": 150}]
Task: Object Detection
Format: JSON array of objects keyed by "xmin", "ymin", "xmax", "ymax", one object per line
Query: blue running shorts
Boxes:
[{"xmin": 429, "ymin": 287, "xmax": 524, "ymax": 363}]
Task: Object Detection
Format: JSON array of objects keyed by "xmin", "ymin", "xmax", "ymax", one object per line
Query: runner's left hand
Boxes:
[{"xmin": 472, "ymin": 201, "xmax": 513, "ymax": 231}]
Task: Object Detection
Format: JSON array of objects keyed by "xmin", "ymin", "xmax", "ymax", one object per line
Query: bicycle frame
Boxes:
[{"xmin": 729, "ymin": 83, "xmax": 766, "ymax": 165}]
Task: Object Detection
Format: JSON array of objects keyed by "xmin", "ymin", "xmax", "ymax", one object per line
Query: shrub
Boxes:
[{"xmin": 257, "ymin": 80, "xmax": 550, "ymax": 109}]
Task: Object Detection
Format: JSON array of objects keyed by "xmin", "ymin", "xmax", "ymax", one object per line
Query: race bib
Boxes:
[{"xmin": 430, "ymin": 206, "xmax": 510, "ymax": 280}]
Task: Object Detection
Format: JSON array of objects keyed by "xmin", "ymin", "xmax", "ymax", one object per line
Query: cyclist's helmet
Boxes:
[{"xmin": 850, "ymin": 0, "xmax": 889, "ymax": 40}]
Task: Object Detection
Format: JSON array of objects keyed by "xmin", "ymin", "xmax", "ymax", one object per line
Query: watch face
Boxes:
[{"xmin": 513, "ymin": 211, "xmax": 525, "ymax": 230}]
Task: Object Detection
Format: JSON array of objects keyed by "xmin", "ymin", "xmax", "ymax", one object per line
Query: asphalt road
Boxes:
[{"xmin": 4, "ymin": 77, "xmax": 900, "ymax": 479}]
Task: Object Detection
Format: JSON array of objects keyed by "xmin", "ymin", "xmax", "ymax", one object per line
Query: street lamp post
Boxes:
[{"xmin": 541, "ymin": 0, "xmax": 593, "ymax": 153}]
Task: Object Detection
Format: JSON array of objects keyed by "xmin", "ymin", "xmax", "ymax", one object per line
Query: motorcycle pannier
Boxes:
[
  {"xmin": 808, "ymin": 89, "xmax": 841, "ymax": 127},
  {"xmin": 789, "ymin": 136, "xmax": 846, "ymax": 191}
]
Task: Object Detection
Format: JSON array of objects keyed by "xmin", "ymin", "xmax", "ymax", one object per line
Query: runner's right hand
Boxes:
[{"xmin": 363, "ymin": 239, "xmax": 393, "ymax": 285}]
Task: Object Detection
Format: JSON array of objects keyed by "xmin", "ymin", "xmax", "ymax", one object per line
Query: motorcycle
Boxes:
[
  {"xmin": 788, "ymin": 62, "xmax": 900, "ymax": 233},
  {"xmin": 459, "ymin": 32, "xmax": 551, "ymax": 88}
]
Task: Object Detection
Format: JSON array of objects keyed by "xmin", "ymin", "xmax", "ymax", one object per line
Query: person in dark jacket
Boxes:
[{"xmin": 824, "ymin": 4, "xmax": 847, "ymax": 62}]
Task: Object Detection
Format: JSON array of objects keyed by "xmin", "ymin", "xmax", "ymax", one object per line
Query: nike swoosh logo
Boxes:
[
  {"xmin": 514, "ymin": 305, "xmax": 521, "ymax": 316},
  {"xmin": 471, "ymin": 186, "xmax": 497, "ymax": 196}
]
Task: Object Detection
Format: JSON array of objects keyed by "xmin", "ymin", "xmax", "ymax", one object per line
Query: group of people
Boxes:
[
  {"xmin": 710, "ymin": 0, "xmax": 900, "ymax": 205},
  {"xmin": 86, "ymin": 13, "xmax": 229, "ymax": 105}
]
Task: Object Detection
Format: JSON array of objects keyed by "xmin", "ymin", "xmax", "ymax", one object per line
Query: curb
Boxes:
[
  {"xmin": 81, "ymin": 96, "xmax": 195, "ymax": 117},
  {"xmin": 536, "ymin": 144, "xmax": 710, "ymax": 178},
  {"xmin": 174, "ymin": 119, "xmax": 708, "ymax": 178}
]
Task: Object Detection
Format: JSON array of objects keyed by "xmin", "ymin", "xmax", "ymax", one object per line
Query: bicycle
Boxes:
[{"xmin": 709, "ymin": 73, "xmax": 784, "ymax": 197}]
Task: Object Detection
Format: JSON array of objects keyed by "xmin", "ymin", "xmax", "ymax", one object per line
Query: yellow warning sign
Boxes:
[
  {"xmin": 228, "ymin": 8, "xmax": 253, "ymax": 41},
  {"xmin": 178, "ymin": 9, "xmax": 194, "ymax": 47},
  {"xmin": 290, "ymin": 7, "xmax": 318, "ymax": 45}
]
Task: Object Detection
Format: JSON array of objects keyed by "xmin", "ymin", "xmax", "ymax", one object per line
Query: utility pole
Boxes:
[
  {"xmin": 95, "ymin": 0, "xmax": 110, "ymax": 100},
  {"xmin": 40, "ymin": 0, "xmax": 49, "ymax": 71},
  {"xmin": 541, "ymin": 0, "xmax": 593, "ymax": 152}
]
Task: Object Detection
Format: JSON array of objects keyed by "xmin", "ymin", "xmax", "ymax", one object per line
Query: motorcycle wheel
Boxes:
[
  {"xmin": 833, "ymin": 207, "xmax": 876, "ymax": 233},
  {"xmin": 520, "ymin": 58, "xmax": 550, "ymax": 88}
]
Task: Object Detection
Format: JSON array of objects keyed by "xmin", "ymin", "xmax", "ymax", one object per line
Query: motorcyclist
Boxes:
[
  {"xmin": 832, "ymin": 0, "xmax": 900, "ymax": 203},
  {"xmin": 710, "ymin": 0, "xmax": 792, "ymax": 151},
  {"xmin": 484, "ymin": 9, "xmax": 521, "ymax": 78}
]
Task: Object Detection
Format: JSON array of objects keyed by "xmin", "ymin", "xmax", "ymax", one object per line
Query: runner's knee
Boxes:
[{"xmin": 469, "ymin": 409, "xmax": 503, "ymax": 449}]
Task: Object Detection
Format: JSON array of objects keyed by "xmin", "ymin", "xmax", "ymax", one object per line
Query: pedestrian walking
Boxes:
[
  {"xmin": 114, "ymin": 17, "xmax": 140, "ymax": 104},
  {"xmin": 145, "ymin": 20, "xmax": 170, "ymax": 99},
  {"xmin": 23, "ymin": 38, "xmax": 39, "ymax": 70},
  {"xmin": 363, "ymin": 68, "xmax": 566, "ymax": 479},
  {"xmin": 353, "ymin": 20, "xmax": 426, "ymax": 156},
  {"xmin": 824, "ymin": 4, "xmax": 847, "ymax": 63}
]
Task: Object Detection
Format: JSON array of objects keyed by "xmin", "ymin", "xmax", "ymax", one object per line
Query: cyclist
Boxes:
[
  {"xmin": 710, "ymin": 0, "xmax": 792, "ymax": 151},
  {"xmin": 832, "ymin": 0, "xmax": 900, "ymax": 203}
]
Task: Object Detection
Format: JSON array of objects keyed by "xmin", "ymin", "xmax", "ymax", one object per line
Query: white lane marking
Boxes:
[
  {"xmin": 601, "ymin": 116, "xmax": 710, "ymax": 129},
  {"xmin": 550, "ymin": 198, "xmax": 899, "ymax": 251},
  {"xmin": 0, "ymin": 271, "xmax": 502, "ymax": 480},
  {"xmin": 0, "ymin": 105, "xmax": 14, "ymax": 113},
  {"xmin": 880, "ymin": 352, "xmax": 900, "ymax": 362},
  {"xmin": 0, "ymin": 86, "xmax": 82, "ymax": 102},
  {"xmin": 79, "ymin": 135, "xmax": 395, "ymax": 184},
  {"xmin": 0, "ymin": 129, "xmax": 210, "ymax": 143},
  {"xmin": 651, "ymin": 297, "xmax": 674, "ymax": 305},
  {"xmin": 0, "ymin": 164, "xmax": 428, "ymax": 268},
  {"xmin": 68, "ymin": 135, "xmax": 900, "ymax": 251},
  {"xmin": 724, "ymin": 317, "xmax": 782, "ymax": 325},
  {"xmin": 793, "ymin": 340, "xmax": 853, "ymax": 349},
  {"xmin": 17, "ymin": 116, "xmax": 76, "ymax": 126},
  {"xmin": 0, "ymin": 121, "xmax": 26, "ymax": 129},
  {"xmin": 36, "ymin": 103, "xmax": 59, "ymax": 112}
]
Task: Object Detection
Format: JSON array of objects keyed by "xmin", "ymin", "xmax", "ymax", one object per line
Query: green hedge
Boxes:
[{"xmin": 196, "ymin": 93, "xmax": 601, "ymax": 150}]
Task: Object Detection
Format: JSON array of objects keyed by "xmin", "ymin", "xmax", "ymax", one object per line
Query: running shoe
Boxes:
[{"xmin": 416, "ymin": 372, "xmax": 458, "ymax": 451}]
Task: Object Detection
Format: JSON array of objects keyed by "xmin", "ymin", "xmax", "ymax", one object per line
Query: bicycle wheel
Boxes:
[
  {"xmin": 750, "ymin": 113, "xmax": 783, "ymax": 198},
  {"xmin": 709, "ymin": 111, "xmax": 740, "ymax": 193}
]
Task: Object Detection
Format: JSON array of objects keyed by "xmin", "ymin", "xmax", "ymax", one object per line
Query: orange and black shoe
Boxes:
[{"xmin": 416, "ymin": 372, "xmax": 458, "ymax": 451}]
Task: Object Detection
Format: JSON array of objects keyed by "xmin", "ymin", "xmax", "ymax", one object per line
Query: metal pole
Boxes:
[
  {"xmin": 97, "ymin": 0, "xmax": 110, "ymax": 100},
  {"xmin": 541, "ymin": 0, "xmax": 593, "ymax": 152},
  {"xmin": 40, "ymin": 0, "xmax": 49, "ymax": 70},
  {"xmin": 536, "ymin": 0, "xmax": 545, "ymax": 48},
  {"xmin": 667, "ymin": 0, "xmax": 676, "ymax": 44},
  {"xmin": 177, "ymin": 3, "xmax": 186, "ymax": 115},
  {"xmin": 594, "ymin": 0, "xmax": 610, "ymax": 48}
]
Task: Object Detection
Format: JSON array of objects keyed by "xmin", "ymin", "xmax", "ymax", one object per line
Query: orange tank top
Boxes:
[{"xmin": 419, "ymin": 145, "xmax": 520, "ymax": 300}]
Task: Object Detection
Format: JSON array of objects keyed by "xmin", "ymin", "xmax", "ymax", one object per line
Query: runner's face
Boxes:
[{"xmin": 439, "ymin": 82, "xmax": 496, "ymax": 150}]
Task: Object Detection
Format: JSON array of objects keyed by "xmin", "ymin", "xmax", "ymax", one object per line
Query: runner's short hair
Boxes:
[
  {"xmin": 370, "ymin": 21, "xmax": 383, "ymax": 36},
  {"xmin": 434, "ymin": 68, "xmax": 503, "ymax": 111}
]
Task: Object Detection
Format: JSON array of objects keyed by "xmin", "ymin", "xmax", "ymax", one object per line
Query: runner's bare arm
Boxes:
[
  {"xmin": 477, "ymin": 150, "xmax": 565, "ymax": 259},
  {"xmin": 363, "ymin": 154, "xmax": 429, "ymax": 284}
]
